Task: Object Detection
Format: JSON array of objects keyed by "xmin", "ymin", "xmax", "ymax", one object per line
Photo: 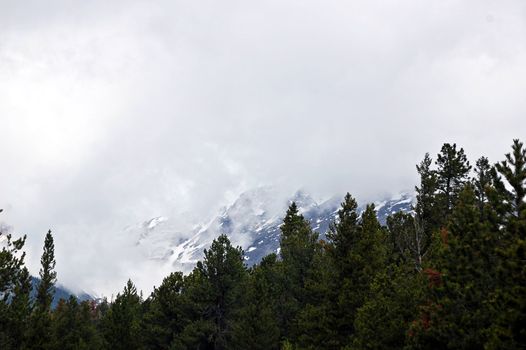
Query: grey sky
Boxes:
[{"xmin": 1, "ymin": 0, "xmax": 525, "ymax": 295}]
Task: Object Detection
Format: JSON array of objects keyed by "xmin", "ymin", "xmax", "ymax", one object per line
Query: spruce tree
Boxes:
[
  {"xmin": 473, "ymin": 156, "xmax": 492, "ymax": 213},
  {"xmin": 27, "ymin": 230, "xmax": 57, "ymax": 350},
  {"xmin": 352, "ymin": 262, "xmax": 425, "ymax": 350},
  {"xmin": 230, "ymin": 254, "xmax": 281, "ymax": 350},
  {"xmin": 409, "ymin": 186, "xmax": 497, "ymax": 348},
  {"xmin": 414, "ymin": 153, "xmax": 440, "ymax": 234},
  {"xmin": 142, "ymin": 272, "xmax": 188, "ymax": 349},
  {"xmin": 196, "ymin": 234, "xmax": 247, "ymax": 350},
  {"xmin": 435, "ymin": 143, "xmax": 471, "ymax": 216},
  {"xmin": 0, "ymin": 219, "xmax": 27, "ymax": 349},
  {"xmin": 8, "ymin": 267, "xmax": 33, "ymax": 349},
  {"xmin": 491, "ymin": 139, "xmax": 526, "ymax": 235},
  {"xmin": 36, "ymin": 230, "xmax": 57, "ymax": 311},
  {"xmin": 278, "ymin": 202, "xmax": 318, "ymax": 340},
  {"xmin": 486, "ymin": 139, "xmax": 526, "ymax": 347},
  {"xmin": 101, "ymin": 279, "xmax": 143, "ymax": 350},
  {"xmin": 326, "ymin": 198, "xmax": 387, "ymax": 348}
]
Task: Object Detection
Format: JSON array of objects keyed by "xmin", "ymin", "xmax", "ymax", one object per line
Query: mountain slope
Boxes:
[{"xmin": 134, "ymin": 188, "xmax": 414, "ymax": 270}]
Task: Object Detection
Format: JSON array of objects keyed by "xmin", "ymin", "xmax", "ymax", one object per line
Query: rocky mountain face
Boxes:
[{"xmin": 133, "ymin": 188, "xmax": 414, "ymax": 272}]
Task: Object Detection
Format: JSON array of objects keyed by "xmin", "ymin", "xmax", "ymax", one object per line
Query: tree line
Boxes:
[{"xmin": 1, "ymin": 139, "xmax": 525, "ymax": 349}]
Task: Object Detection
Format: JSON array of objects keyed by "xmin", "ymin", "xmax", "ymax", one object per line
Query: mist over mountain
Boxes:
[{"xmin": 131, "ymin": 187, "xmax": 414, "ymax": 280}]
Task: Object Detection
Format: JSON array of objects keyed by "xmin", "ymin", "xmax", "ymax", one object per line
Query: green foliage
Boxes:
[
  {"xmin": 352, "ymin": 263, "xmax": 425, "ymax": 350},
  {"xmin": 196, "ymin": 234, "xmax": 247, "ymax": 350},
  {"xmin": 325, "ymin": 197, "xmax": 388, "ymax": 348},
  {"xmin": 414, "ymin": 153, "xmax": 440, "ymax": 233},
  {"xmin": 26, "ymin": 230, "xmax": 58, "ymax": 350},
  {"xmin": 142, "ymin": 272, "xmax": 188, "ymax": 349},
  {"xmin": 230, "ymin": 254, "xmax": 281, "ymax": 350},
  {"xmin": 0, "ymin": 221, "xmax": 30, "ymax": 350},
  {"xmin": 37, "ymin": 230, "xmax": 57, "ymax": 311},
  {"xmin": 279, "ymin": 202, "xmax": 319, "ymax": 338},
  {"xmin": 435, "ymin": 143, "xmax": 472, "ymax": 216},
  {"xmin": 101, "ymin": 279, "xmax": 143, "ymax": 350},
  {"xmin": 52, "ymin": 296, "xmax": 102, "ymax": 349},
  {"xmin": 1, "ymin": 139, "xmax": 525, "ymax": 350}
]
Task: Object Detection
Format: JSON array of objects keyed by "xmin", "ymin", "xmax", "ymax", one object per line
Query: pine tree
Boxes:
[
  {"xmin": 326, "ymin": 197, "xmax": 387, "ymax": 348},
  {"xmin": 27, "ymin": 230, "xmax": 57, "ymax": 350},
  {"xmin": 352, "ymin": 262, "xmax": 425, "ymax": 350},
  {"xmin": 278, "ymin": 202, "xmax": 318, "ymax": 340},
  {"xmin": 435, "ymin": 143, "xmax": 471, "ymax": 216},
  {"xmin": 491, "ymin": 139, "xmax": 526, "ymax": 235},
  {"xmin": 473, "ymin": 156, "xmax": 492, "ymax": 213},
  {"xmin": 230, "ymin": 254, "xmax": 281, "ymax": 350},
  {"xmin": 196, "ymin": 234, "xmax": 247, "ymax": 350},
  {"xmin": 486, "ymin": 139, "xmax": 526, "ymax": 348},
  {"xmin": 52, "ymin": 296, "xmax": 102, "ymax": 350},
  {"xmin": 414, "ymin": 153, "xmax": 440, "ymax": 234},
  {"xmin": 8, "ymin": 267, "xmax": 33, "ymax": 348},
  {"xmin": 101, "ymin": 279, "xmax": 143, "ymax": 350},
  {"xmin": 0, "ymin": 219, "xmax": 27, "ymax": 349},
  {"xmin": 409, "ymin": 186, "xmax": 498, "ymax": 348},
  {"xmin": 142, "ymin": 272, "xmax": 188, "ymax": 349},
  {"xmin": 37, "ymin": 230, "xmax": 57, "ymax": 311},
  {"xmin": 295, "ymin": 241, "xmax": 339, "ymax": 350}
]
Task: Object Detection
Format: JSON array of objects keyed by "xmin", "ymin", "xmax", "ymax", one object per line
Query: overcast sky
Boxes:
[{"xmin": 1, "ymin": 0, "xmax": 525, "ymax": 296}]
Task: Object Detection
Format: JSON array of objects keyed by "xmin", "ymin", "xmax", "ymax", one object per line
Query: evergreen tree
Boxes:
[
  {"xmin": 196, "ymin": 234, "xmax": 247, "ymax": 350},
  {"xmin": 101, "ymin": 279, "xmax": 143, "ymax": 350},
  {"xmin": 491, "ymin": 139, "xmax": 526, "ymax": 235},
  {"xmin": 352, "ymin": 262, "xmax": 425, "ymax": 350},
  {"xmin": 37, "ymin": 230, "xmax": 57, "ymax": 311},
  {"xmin": 414, "ymin": 153, "xmax": 440, "ymax": 234},
  {"xmin": 486, "ymin": 139, "xmax": 526, "ymax": 347},
  {"xmin": 142, "ymin": 272, "xmax": 189, "ymax": 349},
  {"xmin": 295, "ymin": 241, "xmax": 339, "ymax": 350},
  {"xmin": 278, "ymin": 202, "xmax": 318, "ymax": 340},
  {"xmin": 230, "ymin": 254, "xmax": 282, "ymax": 350},
  {"xmin": 0, "ymin": 219, "xmax": 28, "ymax": 349},
  {"xmin": 435, "ymin": 143, "xmax": 471, "ymax": 216},
  {"xmin": 27, "ymin": 230, "xmax": 57, "ymax": 350},
  {"xmin": 8, "ymin": 267, "xmax": 33, "ymax": 349},
  {"xmin": 52, "ymin": 296, "xmax": 102, "ymax": 350},
  {"xmin": 473, "ymin": 156, "xmax": 492, "ymax": 213},
  {"xmin": 409, "ymin": 186, "xmax": 498, "ymax": 348},
  {"xmin": 326, "ymin": 197, "xmax": 387, "ymax": 348}
]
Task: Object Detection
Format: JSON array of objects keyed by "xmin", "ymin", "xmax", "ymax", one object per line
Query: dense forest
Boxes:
[{"xmin": 1, "ymin": 139, "xmax": 525, "ymax": 349}]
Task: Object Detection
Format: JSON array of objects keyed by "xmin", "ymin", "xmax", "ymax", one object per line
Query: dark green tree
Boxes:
[
  {"xmin": 196, "ymin": 234, "xmax": 247, "ymax": 350},
  {"xmin": 52, "ymin": 296, "xmax": 102, "ymax": 350},
  {"xmin": 142, "ymin": 272, "xmax": 189, "ymax": 349},
  {"xmin": 8, "ymin": 267, "xmax": 33, "ymax": 349},
  {"xmin": 37, "ymin": 230, "xmax": 57, "ymax": 311},
  {"xmin": 486, "ymin": 139, "xmax": 526, "ymax": 348},
  {"xmin": 352, "ymin": 262, "xmax": 425, "ymax": 350},
  {"xmin": 101, "ymin": 279, "xmax": 143, "ymax": 350},
  {"xmin": 278, "ymin": 202, "xmax": 318, "ymax": 340},
  {"xmin": 414, "ymin": 153, "xmax": 440, "ymax": 234},
  {"xmin": 230, "ymin": 254, "xmax": 281, "ymax": 350},
  {"xmin": 0, "ymin": 219, "xmax": 28, "ymax": 349},
  {"xmin": 473, "ymin": 156, "xmax": 492, "ymax": 213},
  {"xmin": 409, "ymin": 186, "xmax": 498, "ymax": 349},
  {"xmin": 295, "ymin": 241, "xmax": 339, "ymax": 350},
  {"xmin": 435, "ymin": 143, "xmax": 471, "ymax": 216},
  {"xmin": 27, "ymin": 230, "xmax": 57, "ymax": 350},
  {"xmin": 326, "ymin": 197, "xmax": 387, "ymax": 348}
]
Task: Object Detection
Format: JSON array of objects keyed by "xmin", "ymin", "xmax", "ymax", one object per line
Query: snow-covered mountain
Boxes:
[{"xmin": 132, "ymin": 188, "xmax": 414, "ymax": 271}]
